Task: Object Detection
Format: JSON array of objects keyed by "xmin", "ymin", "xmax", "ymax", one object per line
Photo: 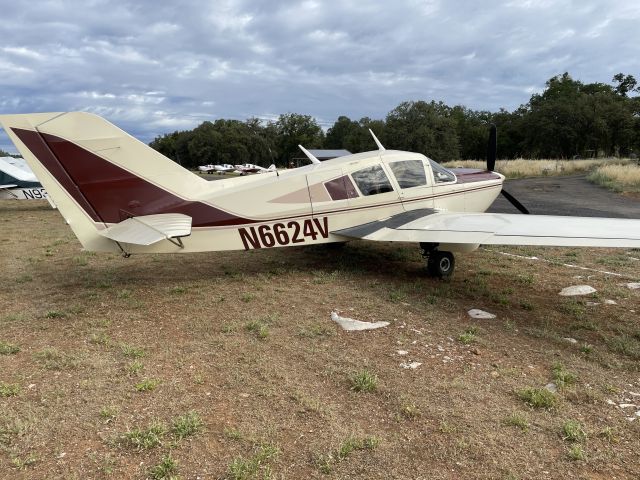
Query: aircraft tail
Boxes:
[{"xmin": 0, "ymin": 112, "xmax": 211, "ymax": 252}]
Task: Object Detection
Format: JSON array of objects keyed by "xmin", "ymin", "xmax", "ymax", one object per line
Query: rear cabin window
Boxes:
[
  {"xmin": 389, "ymin": 160, "xmax": 427, "ymax": 188},
  {"xmin": 351, "ymin": 165, "xmax": 394, "ymax": 196},
  {"xmin": 429, "ymin": 159, "xmax": 456, "ymax": 183}
]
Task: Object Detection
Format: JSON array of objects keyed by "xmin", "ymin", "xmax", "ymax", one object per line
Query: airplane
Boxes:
[
  {"xmin": 197, "ymin": 164, "xmax": 216, "ymax": 173},
  {"xmin": 0, "ymin": 111, "xmax": 639, "ymax": 278},
  {"xmin": 213, "ymin": 163, "xmax": 237, "ymax": 174},
  {"xmin": 234, "ymin": 163, "xmax": 277, "ymax": 175},
  {"xmin": 0, "ymin": 155, "xmax": 51, "ymax": 203}
]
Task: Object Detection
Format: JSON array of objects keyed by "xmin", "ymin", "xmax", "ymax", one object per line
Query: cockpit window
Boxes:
[
  {"xmin": 429, "ymin": 159, "xmax": 456, "ymax": 183},
  {"xmin": 389, "ymin": 160, "xmax": 427, "ymax": 188},
  {"xmin": 351, "ymin": 165, "xmax": 394, "ymax": 196}
]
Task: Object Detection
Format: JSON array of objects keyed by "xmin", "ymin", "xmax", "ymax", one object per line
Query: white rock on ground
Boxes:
[
  {"xmin": 625, "ymin": 282, "xmax": 640, "ymax": 290},
  {"xmin": 400, "ymin": 361, "xmax": 422, "ymax": 369},
  {"xmin": 559, "ymin": 285, "xmax": 597, "ymax": 296},
  {"xmin": 396, "ymin": 350, "xmax": 409, "ymax": 356},
  {"xmin": 545, "ymin": 382, "xmax": 558, "ymax": 393},
  {"xmin": 467, "ymin": 309, "xmax": 496, "ymax": 319},
  {"xmin": 563, "ymin": 337, "xmax": 578, "ymax": 344},
  {"xmin": 330, "ymin": 311, "xmax": 389, "ymax": 331}
]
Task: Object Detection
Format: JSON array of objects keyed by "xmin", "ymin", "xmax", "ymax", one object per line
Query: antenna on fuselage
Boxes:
[
  {"xmin": 369, "ymin": 129, "xmax": 385, "ymax": 151},
  {"xmin": 298, "ymin": 145, "xmax": 321, "ymax": 165}
]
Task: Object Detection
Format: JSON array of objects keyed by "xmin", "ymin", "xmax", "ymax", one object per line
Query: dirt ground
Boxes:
[{"xmin": 1, "ymin": 195, "xmax": 639, "ymax": 479}]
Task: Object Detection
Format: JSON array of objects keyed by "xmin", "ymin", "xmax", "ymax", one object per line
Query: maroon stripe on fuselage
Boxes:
[{"xmin": 12, "ymin": 128, "xmax": 254, "ymax": 227}]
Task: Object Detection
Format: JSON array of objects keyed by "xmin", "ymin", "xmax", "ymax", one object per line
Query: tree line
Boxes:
[{"xmin": 150, "ymin": 72, "xmax": 640, "ymax": 168}]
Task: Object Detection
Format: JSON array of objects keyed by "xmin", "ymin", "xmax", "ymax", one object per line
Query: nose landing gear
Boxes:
[{"xmin": 420, "ymin": 242, "xmax": 455, "ymax": 279}]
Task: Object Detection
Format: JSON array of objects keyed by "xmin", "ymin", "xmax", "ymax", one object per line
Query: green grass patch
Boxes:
[
  {"xmin": 33, "ymin": 347, "xmax": 78, "ymax": 370},
  {"xmin": 0, "ymin": 341, "xmax": 20, "ymax": 355},
  {"xmin": 316, "ymin": 435, "xmax": 380, "ymax": 474},
  {"xmin": 171, "ymin": 411, "xmax": 203, "ymax": 440},
  {"xmin": 504, "ymin": 412, "xmax": 529, "ymax": 432},
  {"xmin": 148, "ymin": 454, "xmax": 179, "ymax": 480},
  {"xmin": 136, "ymin": 379, "xmax": 160, "ymax": 392},
  {"xmin": 349, "ymin": 369, "xmax": 378, "ymax": 393},
  {"xmin": 518, "ymin": 387, "xmax": 557, "ymax": 409},
  {"xmin": 458, "ymin": 326, "xmax": 479, "ymax": 345},
  {"xmin": 562, "ymin": 420, "xmax": 587, "ymax": 443},
  {"xmin": 121, "ymin": 422, "xmax": 166, "ymax": 450},
  {"xmin": 0, "ymin": 382, "xmax": 20, "ymax": 397},
  {"xmin": 228, "ymin": 442, "xmax": 279, "ymax": 480},
  {"xmin": 552, "ymin": 362, "xmax": 578, "ymax": 388},
  {"xmin": 120, "ymin": 343, "xmax": 145, "ymax": 359},
  {"xmin": 567, "ymin": 444, "xmax": 586, "ymax": 461}
]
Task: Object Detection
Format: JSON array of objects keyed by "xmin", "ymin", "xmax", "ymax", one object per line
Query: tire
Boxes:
[{"xmin": 427, "ymin": 251, "xmax": 455, "ymax": 278}]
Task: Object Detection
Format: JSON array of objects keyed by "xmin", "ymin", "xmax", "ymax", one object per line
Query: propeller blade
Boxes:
[
  {"xmin": 487, "ymin": 124, "xmax": 497, "ymax": 172},
  {"xmin": 501, "ymin": 189, "xmax": 530, "ymax": 214}
]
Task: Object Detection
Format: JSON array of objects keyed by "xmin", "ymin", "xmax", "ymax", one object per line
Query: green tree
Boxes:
[{"xmin": 271, "ymin": 113, "xmax": 324, "ymax": 164}]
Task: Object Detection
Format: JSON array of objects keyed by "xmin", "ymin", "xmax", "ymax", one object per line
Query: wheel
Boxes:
[{"xmin": 427, "ymin": 251, "xmax": 455, "ymax": 278}]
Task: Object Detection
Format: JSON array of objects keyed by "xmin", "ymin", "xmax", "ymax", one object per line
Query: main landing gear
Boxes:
[{"xmin": 420, "ymin": 242, "xmax": 455, "ymax": 279}]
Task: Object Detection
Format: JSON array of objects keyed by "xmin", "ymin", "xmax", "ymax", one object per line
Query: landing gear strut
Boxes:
[{"xmin": 420, "ymin": 242, "xmax": 455, "ymax": 279}]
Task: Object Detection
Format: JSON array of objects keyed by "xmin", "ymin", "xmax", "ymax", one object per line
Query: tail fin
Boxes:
[{"xmin": 0, "ymin": 112, "xmax": 213, "ymax": 251}]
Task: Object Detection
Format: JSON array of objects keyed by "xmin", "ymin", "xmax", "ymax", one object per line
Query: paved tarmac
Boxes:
[{"xmin": 488, "ymin": 174, "xmax": 640, "ymax": 219}]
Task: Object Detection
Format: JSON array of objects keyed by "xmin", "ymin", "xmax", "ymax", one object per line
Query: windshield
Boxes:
[{"xmin": 429, "ymin": 159, "xmax": 456, "ymax": 183}]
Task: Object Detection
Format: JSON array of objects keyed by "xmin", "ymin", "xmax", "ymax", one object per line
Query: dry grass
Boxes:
[
  {"xmin": 1, "ymin": 200, "xmax": 639, "ymax": 478},
  {"xmin": 588, "ymin": 164, "xmax": 640, "ymax": 194},
  {"xmin": 444, "ymin": 158, "xmax": 632, "ymax": 179}
]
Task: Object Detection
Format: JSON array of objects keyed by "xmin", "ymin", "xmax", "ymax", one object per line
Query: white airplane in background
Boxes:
[
  {"xmin": 234, "ymin": 163, "xmax": 277, "ymax": 175},
  {"xmin": 1, "ymin": 111, "xmax": 639, "ymax": 278},
  {"xmin": 0, "ymin": 156, "xmax": 52, "ymax": 204},
  {"xmin": 213, "ymin": 164, "xmax": 237, "ymax": 174},
  {"xmin": 197, "ymin": 164, "xmax": 216, "ymax": 173}
]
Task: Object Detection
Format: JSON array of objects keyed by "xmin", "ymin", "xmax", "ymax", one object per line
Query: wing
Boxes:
[
  {"xmin": 334, "ymin": 209, "xmax": 640, "ymax": 248},
  {"xmin": 98, "ymin": 214, "xmax": 192, "ymax": 246}
]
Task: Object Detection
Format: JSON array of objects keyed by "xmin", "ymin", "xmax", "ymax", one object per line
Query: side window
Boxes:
[
  {"xmin": 429, "ymin": 159, "xmax": 456, "ymax": 183},
  {"xmin": 351, "ymin": 165, "xmax": 394, "ymax": 196},
  {"xmin": 389, "ymin": 160, "xmax": 427, "ymax": 189}
]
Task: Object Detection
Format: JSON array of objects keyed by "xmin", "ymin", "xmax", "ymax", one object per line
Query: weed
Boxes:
[
  {"xmin": 516, "ymin": 273, "xmax": 534, "ymax": 285},
  {"xmin": 518, "ymin": 387, "xmax": 557, "ymax": 409},
  {"xmin": 312, "ymin": 270, "xmax": 339, "ymax": 284},
  {"xmin": 580, "ymin": 344, "xmax": 593, "ymax": 354},
  {"xmin": 122, "ymin": 422, "xmax": 166, "ymax": 449},
  {"xmin": 458, "ymin": 326, "xmax": 478, "ymax": 345},
  {"xmin": 228, "ymin": 442, "xmax": 279, "ymax": 480},
  {"xmin": 120, "ymin": 343, "xmax": 145, "ymax": 358},
  {"xmin": 520, "ymin": 301, "xmax": 534, "ymax": 311},
  {"xmin": 246, "ymin": 320, "xmax": 269, "ymax": 339},
  {"xmin": 0, "ymin": 341, "xmax": 20, "ymax": 355},
  {"xmin": 598, "ymin": 427, "xmax": 618, "ymax": 443},
  {"xmin": 11, "ymin": 454, "xmax": 37, "ymax": 470},
  {"xmin": 562, "ymin": 420, "xmax": 587, "ymax": 442},
  {"xmin": 170, "ymin": 286, "xmax": 186, "ymax": 294},
  {"xmin": 240, "ymin": 293, "xmax": 254, "ymax": 303},
  {"xmin": 44, "ymin": 310, "xmax": 65, "ymax": 319},
  {"xmin": 606, "ymin": 334, "xmax": 640, "ymax": 359},
  {"xmin": 34, "ymin": 347, "xmax": 78, "ymax": 370},
  {"xmin": 15, "ymin": 274, "xmax": 32, "ymax": 284},
  {"xmin": 567, "ymin": 444, "xmax": 586, "ymax": 461},
  {"xmin": 136, "ymin": 379, "xmax": 160, "ymax": 392},
  {"xmin": 552, "ymin": 363, "xmax": 578, "ymax": 388},
  {"xmin": 350, "ymin": 370, "xmax": 378, "ymax": 393},
  {"xmin": 504, "ymin": 412, "xmax": 529, "ymax": 432},
  {"xmin": 400, "ymin": 402, "xmax": 420, "ymax": 419},
  {"xmin": 224, "ymin": 427, "xmax": 243, "ymax": 440},
  {"xmin": 316, "ymin": 436, "xmax": 380, "ymax": 473},
  {"xmin": 559, "ymin": 300, "xmax": 585, "ymax": 320},
  {"xmin": 128, "ymin": 360, "xmax": 144, "ymax": 375},
  {"xmin": 117, "ymin": 289, "xmax": 132, "ymax": 299},
  {"xmin": 73, "ymin": 255, "xmax": 88, "ymax": 266},
  {"xmin": 0, "ymin": 382, "xmax": 20, "ymax": 397},
  {"xmin": 89, "ymin": 331, "xmax": 109, "ymax": 346},
  {"xmin": 148, "ymin": 454, "xmax": 179, "ymax": 480},
  {"xmin": 389, "ymin": 290, "xmax": 408, "ymax": 303},
  {"xmin": 171, "ymin": 411, "xmax": 203, "ymax": 440},
  {"xmin": 221, "ymin": 323, "xmax": 236, "ymax": 334},
  {"xmin": 100, "ymin": 406, "xmax": 118, "ymax": 422}
]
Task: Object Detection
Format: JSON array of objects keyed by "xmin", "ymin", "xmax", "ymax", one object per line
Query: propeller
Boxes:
[{"xmin": 486, "ymin": 124, "xmax": 530, "ymax": 214}]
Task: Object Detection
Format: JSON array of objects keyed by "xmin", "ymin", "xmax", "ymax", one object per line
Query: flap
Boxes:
[{"xmin": 98, "ymin": 213, "xmax": 192, "ymax": 246}]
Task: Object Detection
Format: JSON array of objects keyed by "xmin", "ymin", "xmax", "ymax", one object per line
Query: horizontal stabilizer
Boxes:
[{"xmin": 98, "ymin": 214, "xmax": 192, "ymax": 246}]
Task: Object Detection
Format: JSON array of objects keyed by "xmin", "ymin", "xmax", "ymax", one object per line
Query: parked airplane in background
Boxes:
[
  {"xmin": 213, "ymin": 164, "xmax": 237, "ymax": 174},
  {"xmin": 0, "ymin": 156, "xmax": 52, "ymax": 204},
  {"xmin": 1, "ymin": 112, "xmax": 639, "ymax": 278},
  {"xmin": 198, "ymin": 164, "xmax": 216, "ymax": 173},
  {"xmin": 234, "ymin": 163, "xmax": 277, "ymax": 175}
]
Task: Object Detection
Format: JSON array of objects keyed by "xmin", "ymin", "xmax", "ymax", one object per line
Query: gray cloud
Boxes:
[{"xmin": 1, "ymin": 0, "xmax": 638, "ymax": 152}]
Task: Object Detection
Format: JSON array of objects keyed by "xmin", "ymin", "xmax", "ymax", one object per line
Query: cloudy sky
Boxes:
[{"xmin": 1, "ymin": 0, "xmax": 638, "ymax": 152}]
